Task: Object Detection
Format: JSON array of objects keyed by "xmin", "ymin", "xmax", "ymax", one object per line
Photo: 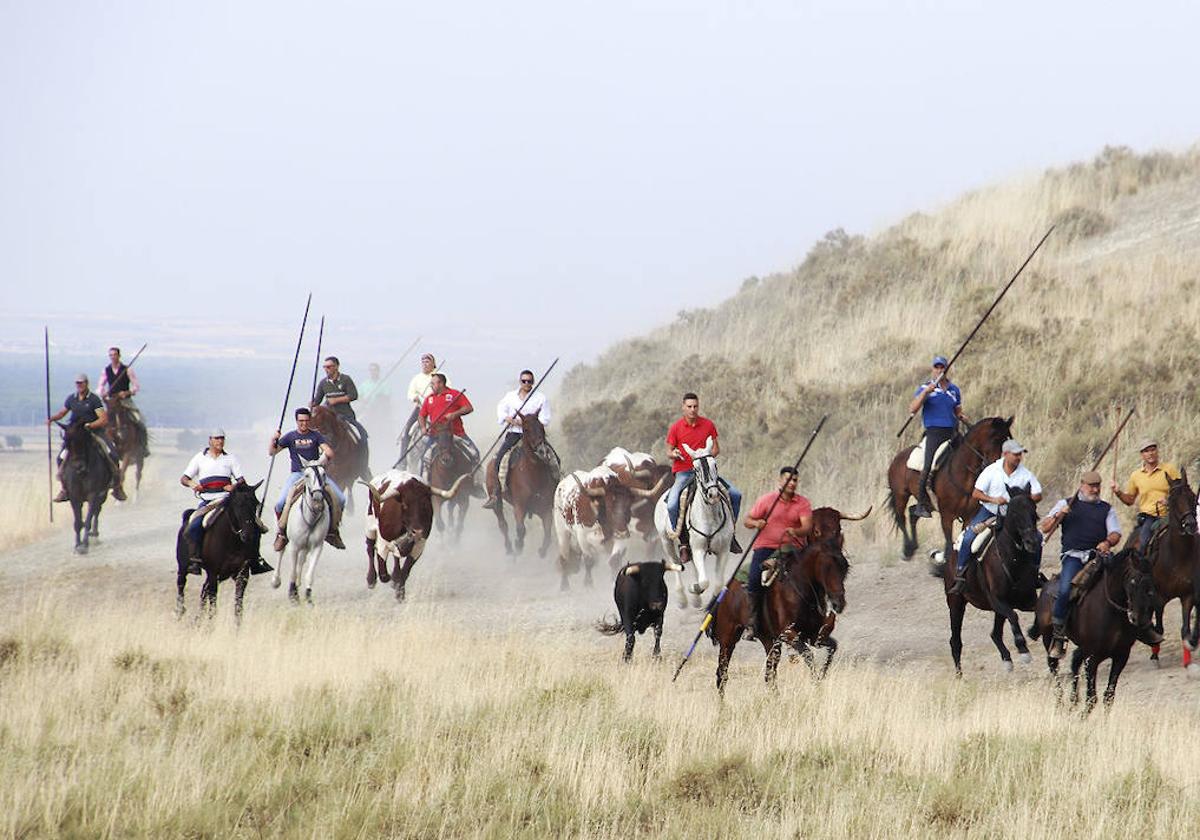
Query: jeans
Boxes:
[
  {"xmin": 667, "ymin": 472, "xmax": 743, "ymax": 531},
  {"xmin": 275, "ymin": 471, "xmax": 344, "ymax": 515},
  {"xmin": 495, "ymin": 431, "xmax": 522, "ymax": 467},
  {"xmin": 747, "ymin": 547, "xmax": 775, "ymax": 594},
  {"xmin": 186, "ymin": 504, "xmax": 212, "ymax": 545},
  {"xmin": 957, "ymin": 507, "xmax": 993, "ymax": 572},
  {"xmin": 1053, "ymin": 552, "xmax": 1088, "ymax": 621},
  {"xmin": 1135, "ymin": 513, "xmax": 1158, "ymax": 548}
]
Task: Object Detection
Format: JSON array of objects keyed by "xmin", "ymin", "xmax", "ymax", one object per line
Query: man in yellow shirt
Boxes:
[{"xmin": 1110, "ymin": 439, "xmax": 1182, "ymax": 548}]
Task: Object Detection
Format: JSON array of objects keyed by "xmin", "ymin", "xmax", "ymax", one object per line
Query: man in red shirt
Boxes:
[
  {"xmin": 418, "ymin": 373, "xmax": 479, "ymax": 469},
  {"xmin": 665, "ymin": 392, "xmax": 743, "ymax": 558},
  {"xmin": 742, "ymin": 466, "xmax": 813, "ymax": 639}
]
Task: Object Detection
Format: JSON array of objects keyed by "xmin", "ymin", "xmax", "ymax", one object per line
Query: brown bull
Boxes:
[
  {"xmin": 363, "ymin": 470, "xmax": 466, "ymax": 601},
  {"xmin": 602, "ymin": 447, "xmax": 672, "ymax": 556}
]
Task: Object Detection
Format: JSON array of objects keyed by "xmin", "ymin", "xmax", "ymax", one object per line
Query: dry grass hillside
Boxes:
[{"xmin": 558, "ymin": 145, "xmax": 1200, "ymax": 539}]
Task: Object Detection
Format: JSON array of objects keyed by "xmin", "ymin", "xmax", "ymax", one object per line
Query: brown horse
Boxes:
[
  {"xmin": 942, "ymin": 484, "xmax": 1041, "ymax": 675},
  {"xmin": 104, "ymin": 398, "xmax": 147, "ymax": 497},
  {"xmin": 887, "ymin": 415, "xmax": 1013, "ymax": 570},
  {"xmin": 487, "ymin": 413, "xmax": 558, "ymax": 558},
  {"xmin": 1135, "ymin": 471, "xmax": 1199, "ymax": 667},
  {"xmin": 1029, "ymin": 547, "xmax": 1159, "ymax": 710},
  {"xmin": 174, "ymin": 481, "xmax": 265, "ymax": 625},
  {"xmin": 428, "ymin": 427, "xmax": 476, "ymax": 540},
  {"xmin": 709, "ymin": 539, "xmax": 850, "ymax": 696},
  {"xmin": 309, "ymin": 405, "xmax": 372, "ymax": 512}
]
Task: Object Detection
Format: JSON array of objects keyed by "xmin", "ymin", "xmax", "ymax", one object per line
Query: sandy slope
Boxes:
[{"xmin": 1, "ymin": 450, "xmax": 1196, "ymax": 706}]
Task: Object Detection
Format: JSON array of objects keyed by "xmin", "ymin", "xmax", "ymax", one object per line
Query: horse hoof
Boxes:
[
  {"xmin": 379, "ymin": 573, "xmax": 391, "ymax": 584},
  {"xmin": 367, "ymin": 579, "xmax": 376, "ymax": 590},
  {"xmin": 271, "ymin": 577, "xmax": 281, "ymax": 589},
  {"xmin": 1019, "ymin": 652, "xmax": 1032, "ymax": 665},
  {"xmin": 1003, "ymin": 660, "xmax": 1014, "ymax": 673}
]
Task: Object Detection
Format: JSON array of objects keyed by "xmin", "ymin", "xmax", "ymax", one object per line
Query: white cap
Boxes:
[
  {"xmin": 1001, "ymin": 439, "xmax": 1027, "ymax": 454},
  {"xmin": 209, "ymin": 428, "xmax": 226, "ymax": 438}
]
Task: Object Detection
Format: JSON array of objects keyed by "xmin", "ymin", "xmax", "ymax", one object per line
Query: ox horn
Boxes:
[
  {"xmin": 429, "ymin": 474, "xmax": 469, "ymax": 500},
  {"xmin": 624, "ymin": 564, "xmax": 640, "ymax": 575},
  {"xmin": 630, "ymin": 473, "xmax": 670, "ymax": 499},
  {"xmin": 664, "ymin": 561, "xmax": 684, "ymax": 572},
  {"xmin": 362, "ymin": 480, "xmax": 384, "ymax": 516},
  {"xmin": 631, "ymin": 468, "xmax": 652, "ymax": 480},
  {"xmin": 839, "ymin": 506, "xmax": 873, "ymax": 521}
]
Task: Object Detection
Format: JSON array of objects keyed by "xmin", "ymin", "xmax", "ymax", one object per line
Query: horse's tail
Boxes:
[
  {"xmin": 595, "ymin": 615, "xmax": 624, "ymax": 636},
  {"xmin": 885, "ymin": 489, "xmax": 904, "ymax": 533}
]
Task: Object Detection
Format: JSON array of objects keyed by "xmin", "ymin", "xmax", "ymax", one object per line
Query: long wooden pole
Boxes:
[
  {"xmin": 1091, "ymin": 406, "xmax": 1135, "ymax": 473},
  {"xmin": 1111, "ymin": 405, "xmax": 1121, "ymax": 499},
  {"xmin": 468, "ymin": 358, "xmax": 560, "ymax": 478},
  {"xmin": 309, "ymin": 316, "xmax": 325, "ymax": 403},
  {"xmin": 897, "ymin": 226, "xmax": 1056, "ymax": 439},
  {"xmin": 44, "ymin": 326, "xmax": 53, "ymax": 523},
  {"xmin": 672, "ymin": 414, "xmax": 829, "ymax": 682},
  {"xmin": 260, "ymin": 293, "xmax": 313, "ymax": 515}
]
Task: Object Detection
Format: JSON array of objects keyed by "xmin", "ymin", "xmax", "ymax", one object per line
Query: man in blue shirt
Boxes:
[
  {"xmin": 908, "ymin": 355, "xmax": 965, "ymax": 518},
  {"xmin": 269, "ymin": 407, "xmax": 346, "ymax": 551}
]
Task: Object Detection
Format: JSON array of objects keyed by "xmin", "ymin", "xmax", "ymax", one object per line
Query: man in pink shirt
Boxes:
[{"xmin": 742, "ymin": 466, "xmax": 813, "ymax": 639}]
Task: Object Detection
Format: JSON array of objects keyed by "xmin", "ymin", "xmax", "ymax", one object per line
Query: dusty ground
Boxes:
[{"xmin": 1, "ymin": 448, "xmax": 1197, "ymax": 707}]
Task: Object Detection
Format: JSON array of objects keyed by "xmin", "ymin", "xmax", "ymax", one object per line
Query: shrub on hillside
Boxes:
[{"xmin": 1053, "ymin": 206, "xmax": 1114, "ymax": 241}]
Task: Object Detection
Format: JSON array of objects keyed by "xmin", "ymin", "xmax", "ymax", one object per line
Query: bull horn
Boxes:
[
  {"xmin": 364, "ymin": 481, "xmax": 384, "ymax": 516},
  {"xmin": 429, "ymin": 474, "xmax": 469, "ymax": 500},
  {"xmin": 839, "ymin": 506, "xmax": 873, "ymax": 522},
  {"xmin": 631, "ymin": 468, "xmax": 652, "ymax": 480},
  {"xmin": 631, "ymin": 473, "xmax": 670, "ymax": 499},
  {"xmin": 664, "ymin": 562, "xmax": 684, "ymax": 572},
  {"xmin": 624, "ymin": 564, "xmax": 641, "ymax": 575}
]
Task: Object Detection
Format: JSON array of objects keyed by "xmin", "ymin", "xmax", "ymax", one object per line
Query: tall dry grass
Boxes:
[
  {"xmin": 0, "ymin": 596, "xmax": 1197, "ymax": 838},
  {"xmin": 558, "ymin": 144, "xmax": 1200, "ymax": 545},
  {"xmin": 0, "ymin": 456, "xmax": 64, "ymax": 553}
]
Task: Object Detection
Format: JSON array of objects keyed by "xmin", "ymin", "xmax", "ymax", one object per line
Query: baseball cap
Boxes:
[
  {"xmin": 209, "ymin": 428, "xmax": 226, "ymax": 438},
  {"xmin": 1001, "ymin": 439, "xmax": 1027, "ymax": 454},
  {"xmin": 1080, "ymin": 470, "xmax": 1102, "ymax": 485},
  {"xmin": 1137, "ymin": 438, "xmax": 1158, "ymax": 452},
  {"xmin": 932, "ymin": 355, "xmax": 948, "ymax": 367}
]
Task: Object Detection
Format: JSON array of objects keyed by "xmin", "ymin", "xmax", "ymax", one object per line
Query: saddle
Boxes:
[
  {"xmin": 421, "ymin": 436, "xmax": 479, "ymax": 478},
  {"xmin": 1068, "ymin": 553, "xmax": 1103, "ymax": 605},
  {"xmin": 733, "ymin": 544, "xmax": 798, "ymax": 588},
  {"xmin": 1140, "ymin": 516, "xmax": 1170, "ymax": 555},
  {"xmin": 952, "ymin": 515, "xmax": 997, "ymax": 563},
  {"xmin": 906, "ymin": 435, "xmax": 954, "ymax": 473},
  {"xmin": 498, "ymin": 440, "xmax": 563, "ymax": 490}
]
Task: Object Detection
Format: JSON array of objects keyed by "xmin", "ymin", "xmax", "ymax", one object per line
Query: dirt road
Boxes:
[{"xmin": 2, "ymin": 449, "xmax": 1196, "ymax": 705}]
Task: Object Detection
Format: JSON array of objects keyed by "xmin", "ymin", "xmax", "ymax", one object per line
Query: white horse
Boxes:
[
  {"xmin": 271, "ymin": 459, "xmax": 331, "ymax": 605},
  {"xmin": 654, "ymin": 436, "xmax": 734, "ymax": 609}
]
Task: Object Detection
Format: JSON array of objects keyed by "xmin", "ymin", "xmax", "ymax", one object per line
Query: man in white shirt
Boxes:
[
  {"xmin": 950, "ymin": 439, "xmax": 1043, "ymax": 594},
  {"xmin": 179, "ymin": 428, "xmax": 246, "ymax": 574},
  {"xmin": 399, "ymin": 354, "xmax": 447, "ymax": 460},
  {"xmin": 483, "ymin": 370, "xmax": 550, "ymax": 510}
]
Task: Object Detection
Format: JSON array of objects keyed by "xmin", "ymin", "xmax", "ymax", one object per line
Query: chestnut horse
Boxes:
[
  {"xmin": 174, "ymin": 481, "xmax": 265, "ymax": 625},
  {"xmin": 428, "ymin": 427, "xmax": 477, "ymax": 540},
  {"xmin": 709, "ymin": 537, "xmax": 850, "ymax": 696},
  {"xmin": 942, "ymin": 484, "xmax": 1041, "ymax": 675},
  {"xmin": 309, "ymin": 405, "xmax": 372, "ymax": 512},
  {"xmin": 104, "ymin": 398, "xmax": 147, "ymax": 497},
  {"xmin": 1029, "ymin": 547, "xmax": 1158, "ymax": 710},
  {"xmin": 887, "ymin": 415, "xmax": 1013, "ymax": 570},
  {"xmin": 487, "ymin": 413, "xmax": 558, "ymax": 558},
  {"xmin": 1137, "ymin": 471, "xmax": 1199, "ymax": 667}
]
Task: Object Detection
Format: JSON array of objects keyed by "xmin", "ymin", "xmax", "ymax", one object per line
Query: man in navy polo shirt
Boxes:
[
  {"xmin": 908, "ymin": 355, "xmax": 965, "ymax": 518},
  {"xmin": 269, "ymin": 407, "xmax": 346, "ymax": 551}
]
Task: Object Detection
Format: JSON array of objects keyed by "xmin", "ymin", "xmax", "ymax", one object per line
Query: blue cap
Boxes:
[{"xmin": 932, "ymin": 355, "xmax": 948, "ymax": 368}]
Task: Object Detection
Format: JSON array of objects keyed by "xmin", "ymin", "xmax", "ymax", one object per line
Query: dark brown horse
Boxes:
[
  {"xmin": 487, "ymin": 413, "xmax": 557, "ymax": 558},
  {"xmin": 309, "ymin": 405, "xmax": 372, "ymax": 512},
  {"xmin": 428, "ymin": 427, "xmax": 476, "ymax": 540},
  {"xmin": 709, "ymin": 539, "xmax": 850, "ymax": 696},
  {"xmin": 887, "ymin": 416, "xmax": 1013, "ymax": 570},
  {"xmin": 1029, "ymin": 547, "xmax": 1158, "ymax": 710},
  {"xmin": 174, "ymin": 481, "xmax": 265, "ymax": 625},
  {"xmin": 943, "ymin": 484, "xmax": 1041, "ymax": 675},
  {"xmin": 59, "ymin": 419, "xmax": 113, "ymax": 554},
  {"xmin": 1135, "ymin": 471, "xmax": 1199, "ymax": 667},
  {"xmin": 104, "ymin": 398, "xmax": 147, "ymax": 497}
]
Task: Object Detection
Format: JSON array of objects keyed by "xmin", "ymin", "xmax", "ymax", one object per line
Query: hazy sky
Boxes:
[{"xmin": 4, "ymin": 1, "xmax": 1200, "ymax": 378}]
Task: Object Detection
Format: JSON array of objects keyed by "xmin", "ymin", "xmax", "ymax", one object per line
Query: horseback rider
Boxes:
[
  {"xmin": 312, "ymin": 356, "xmax": 369, "ymax": 441},
  {"xmin": 179, "ymin": 429, "xmax": 269, "ymax": 576},
  {"xmin": 1038, "ymin": 471, "xmax": 1122, "ymax": 658},
  {"xmin": 1111, "ymin": 439, "xmax": 1182, "ymax": 549},
  {"xmin": 742, "ymin": 466, "xmax": 813, "ymax": 640},
  {"xmin": 399, "ymin": 353, "xmax": 446, "ymax": 456},
  {"xmin": 46, "ymin": 374, "xmax": 127, "ymax": 502},
  {"xmin": 98, "ymin": 346, "xmax": 150, "ymax": 458},
  {"xmin": 418, "ymin": 372, "xmax": 477, "ymax": 473},
  {"xmin": 483, "ymin": 369, "xmax": 551, "ymax": 510},
  {"xmin": 269, "ymin": 407, "xmax": 346, "ymax": 551},
  {"xmin": 665, "ymin": 392, "xmax": 743, "ymax": 561},
  {"xmin": 950, "ymin": 439, "xmax": 1043, "ymax": 594},
  {"xmin": 908, "ymin": 355, "xmax": 966, "ymax": 518}
]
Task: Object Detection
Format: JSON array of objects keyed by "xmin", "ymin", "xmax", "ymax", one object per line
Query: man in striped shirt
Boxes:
[{"xmin": 180, "ymin": 429, "xmax": 246, "ymax": 574}]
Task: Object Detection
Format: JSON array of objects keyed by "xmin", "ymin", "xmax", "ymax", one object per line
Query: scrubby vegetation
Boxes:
[{"xmin": 559, "ymin": 145, "xmax": 1200, "ymax": 526}]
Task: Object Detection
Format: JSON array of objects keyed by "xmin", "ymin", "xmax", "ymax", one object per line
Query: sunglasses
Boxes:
[{"xmin": 520, "ymin": 379, "xmax": 534, "ymax": 384}]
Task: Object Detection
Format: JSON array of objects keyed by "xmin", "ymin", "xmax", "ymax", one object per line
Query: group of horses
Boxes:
[{"xmin": 887, "ymin": 415, "xmax": 1200, "ymax": 708}]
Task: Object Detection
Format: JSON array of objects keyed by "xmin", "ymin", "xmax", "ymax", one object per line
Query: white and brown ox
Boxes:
[
  {"xmin": 363, "ymin": 469, "xmax": 466, "ymax": 601},
  {"xmin": 553, "ymin": 466, "xmax": 664, "ymax": 590},
  {"xmin": 601, "ymin": 447, "xmax": 672, "ymax": 558}
]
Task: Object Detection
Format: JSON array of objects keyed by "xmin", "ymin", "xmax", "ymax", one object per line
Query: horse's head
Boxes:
[
  {"xmin": 520, "ymin": 412, "xmax": 546, "ymax": 448},
  {"xmin": 1002, "ymin": 484, "xmax": 1041, "ymax": 555},
  {"xmin": 685, "ymin": 437, "xmax": 720, "ymax": 503},
  {"xmin": 59, "ymin": 419, "xmax": 92, "ymax": 466},
  {"xmin": 300, "ymin": 459, "xmax": 328, "ymax": 512},
  {"xmin": 1165, "ymin": 470, "xmax": 1197, "ymax": 536},
  {"xmin": 1120, "ymin": 548, "xmax": 1158, "ymax": 630},
  {"xmin": 965, "ymin": 416, "xmax": 1013, "ymax": 459},
  {"xmin": 434, "ymin": 428, "xmax": 456, "ymax": 468},
  {"xmin": 226, "ymin": 480, "xmax": 266, "ymax": 546},
  {"xmin": 810, "ymin": 542, "xmax": 851, "ymax": 614}
]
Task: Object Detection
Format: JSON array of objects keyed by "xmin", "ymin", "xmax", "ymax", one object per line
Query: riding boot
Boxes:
[
  {"xmin": 324, "ymin": 490, "xmax": 346, "ymax": 550},
  {"xmin": 185, "ymin": 532, "xmax": 203, "ymax": 575},
  {"xmin": 911, "ymin": 475, "xmax": 934, "ymax": 518},
  {"xmin": 948, "ymin": 568, "xmax": 968, "ymax": 595},
  {"xmin": 482, "ymin": 462, "xmax": 500, "ymax": 510},
  {"xmin": 1049, "ymin": 619, "xmax": 1068, "ymax": 659},
  {"xmin": 54, "ymin": 483, "xmax": 69, "ymax": 503},
  {"xmin": 111, "ymin": 477, "xmax": 128, "ymax": 502},
  {"xmin": 248, "ymin": 555, "xmax": 274, "ymax": 575},
  {"xmin": 745, "ymin": 589, "xmax": 763, "ymax": 640}
]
